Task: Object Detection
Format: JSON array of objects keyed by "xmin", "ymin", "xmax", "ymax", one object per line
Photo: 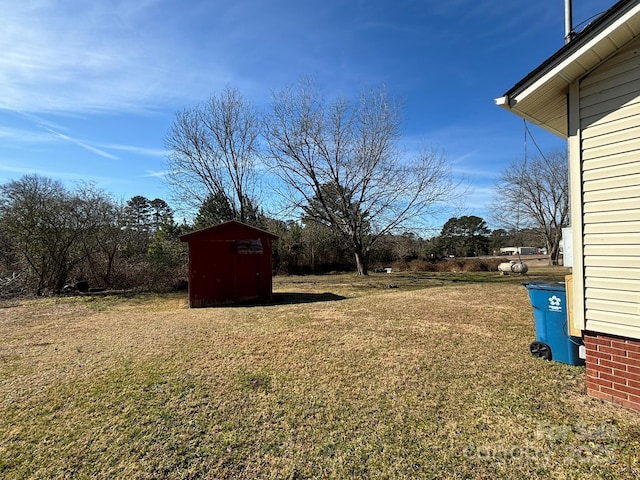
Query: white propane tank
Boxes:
[
  {"xmin": 511, "ymin": 262, "xmax": 528, "ymax": 274},
  {"xmin": 498, "ymin": 262, "xmax": 514, "ymax": 273},
  {"xmin": 498, "ymin": 261, "xmax": 528, "ymax": 274}
]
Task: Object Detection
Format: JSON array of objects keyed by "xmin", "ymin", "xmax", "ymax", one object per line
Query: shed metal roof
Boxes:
[
  {"xmin": 495, "ymin": 0, "xmax": 640, "ymax": 138},
  {"xmin": 179, "ymin": 220, "xmax": 279, "ymax": 242}
]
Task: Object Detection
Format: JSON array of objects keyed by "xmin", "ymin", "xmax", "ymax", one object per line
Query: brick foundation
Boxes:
[{"xmin": 584, "ymin": 331, "xmax": 640, "ymax": 411}]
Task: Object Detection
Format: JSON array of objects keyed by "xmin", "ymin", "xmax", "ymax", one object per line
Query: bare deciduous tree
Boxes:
[
  {"xmin": 492, "ymin": 150, "xmax": 569, "ymax": 265},
  {"xmin": 0, "ymin": 175, "xmax": 120, "ymax": 293},
  {"xmin": 264, "ymin": 80, "xmax": 459, "ymax": 275},
  {"xmin": 0, "ymin": 175, "xmax": 73, "ymax": 293},
  {"xmin": 164, "ymin": 86, "xmax": 260, "ymax": 225}
]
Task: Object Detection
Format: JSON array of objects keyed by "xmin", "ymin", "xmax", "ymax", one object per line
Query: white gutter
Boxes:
[{"xmin": 494, "ymin": 95, "xmax": 509, "ymax": 107}]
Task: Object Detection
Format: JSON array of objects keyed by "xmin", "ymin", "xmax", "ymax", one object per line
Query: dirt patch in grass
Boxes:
[{"xmin": 0, "ymin": 273, "xmax": 638, "ymax": 479}]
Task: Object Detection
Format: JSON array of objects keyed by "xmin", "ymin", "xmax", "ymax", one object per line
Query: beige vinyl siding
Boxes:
[
  {"xmin": 583, "ymin": 196, "xmax": 640, "ymax": 213},
  {"xmin": 584, "ymin": 244, "xmax": 640, "ymax": 255},
  {"xmin": 584, "ymin": 256, "xmax": 640, "ymax": 268},
  {"xmin": 584, "ymin": 220, "xmax": 640, "ymax": 234},
  {"xmin": 587, "ymin": 298, "xmax": 640, "ymax": 316},
  {"xmin": 580, "ymin": 34, "xmax": 640, "ymax": 339},
  {"xmin": 587, "ymin": 287, "xmax": 640, "ymax": 304},
  {"xmin": 581, "ymin": 99, "xmax": 640, "ymax": 136}
]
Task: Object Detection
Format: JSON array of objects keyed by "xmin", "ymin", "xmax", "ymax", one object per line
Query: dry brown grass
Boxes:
[{"xmin": 1, "ymin": 272, "xmax": 639, "ymax": 479}]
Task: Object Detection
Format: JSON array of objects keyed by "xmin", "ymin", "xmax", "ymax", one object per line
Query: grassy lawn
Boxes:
[{"xmin": 1, "ymin": 268, "xmax": 639, "ymax": 479}]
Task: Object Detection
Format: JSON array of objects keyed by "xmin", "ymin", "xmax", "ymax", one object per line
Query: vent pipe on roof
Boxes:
[{"xmin": 565, "ymin": 0, "xmax": 575, "ymax": 43}]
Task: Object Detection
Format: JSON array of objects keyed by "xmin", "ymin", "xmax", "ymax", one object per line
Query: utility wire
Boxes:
[
  {"xmin": 513, "ymin": 119, "xmax": 529, "ymax": 266},
  {"xmin": 523, "ymin": 121, "xmax": 550, "ymax": 162},
  {"xmin": 574, "ymin": 10, "xmax": 609, "ymax": 32}
]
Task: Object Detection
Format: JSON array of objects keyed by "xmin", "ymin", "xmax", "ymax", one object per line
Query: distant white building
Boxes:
[{"xmin": 499, "ymin": 246, "xmax": 538, "ymax": 256}]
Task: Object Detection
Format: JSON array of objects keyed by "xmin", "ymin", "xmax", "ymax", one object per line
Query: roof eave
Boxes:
[
  {"xmin": 496, "ymin": 0, "xmax": 640, "ymax": 139},
  {"xmin": 179, "ymin": 220, "xmax": 279, "ymax": 242},
  {"xmin": 496, "ymin": 93, "xmax": 568, "ymax": 137}
]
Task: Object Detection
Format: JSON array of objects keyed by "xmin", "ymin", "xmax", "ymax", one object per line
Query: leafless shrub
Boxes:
[
  {"xmin": 408, "ymin": 260, "xmax": 439, "ymax": 272},
  {"xmin": 0, "ymin": 271, "xmax": 27, "ymax": 298},
  {"xmin": 390, "ymin": 260, "xmax": 410, "ymax": 272}
]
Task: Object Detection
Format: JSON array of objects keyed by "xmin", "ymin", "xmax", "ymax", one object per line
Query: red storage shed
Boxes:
[{"xmin": 179, "ymin": 220, "xmax": 278, "ymax": 307}]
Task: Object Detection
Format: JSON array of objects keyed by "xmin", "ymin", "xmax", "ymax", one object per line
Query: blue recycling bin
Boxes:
[{"xmin": 524, "ymin": 282, "xmax": 584, "ymax": 366}]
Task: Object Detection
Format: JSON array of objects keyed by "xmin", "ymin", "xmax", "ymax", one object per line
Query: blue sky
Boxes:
[{"xmin": 0, "ymin": 0, "xmax": 615, "ymax": 230}]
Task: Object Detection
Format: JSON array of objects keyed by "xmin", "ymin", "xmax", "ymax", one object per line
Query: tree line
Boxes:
[
  {"xmin": 0, "ymin": 176, "xmax": 186, "ymax": 296},
  {"xmin": 0, "ymin": 173, "xmax": 555, "ymax": 298}
]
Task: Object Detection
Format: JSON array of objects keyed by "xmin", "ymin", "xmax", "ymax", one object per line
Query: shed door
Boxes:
[
  {"xmin": 579, "ymin": 34, "xmax": 640, "ymax": 338},
  {"xmin": 236, "ymin": 244, "xmax": 261, "ymax": 300}
]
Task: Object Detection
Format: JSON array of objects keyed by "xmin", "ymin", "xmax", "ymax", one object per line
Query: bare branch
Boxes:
[
  {"xmin": 264, "ymin": 80, "xmax": 460, "ymax": 274},
  {"xmin": 491, "ymin": 150, "xmax": 569, "ymax": 265},
  {"xmin": 164, "ymin": 86, "xmax": 260, "ymax": 224}
]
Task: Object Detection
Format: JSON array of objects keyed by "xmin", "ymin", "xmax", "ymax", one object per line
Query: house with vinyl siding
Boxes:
[{"xmin": 496, "ymin": 0, "xmax": 640, "ymax": 410}]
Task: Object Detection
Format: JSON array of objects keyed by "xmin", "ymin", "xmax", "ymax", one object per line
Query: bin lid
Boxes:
[{"xmin": 523, "ymin": 281, "xmax": 566, "ymax": 292}]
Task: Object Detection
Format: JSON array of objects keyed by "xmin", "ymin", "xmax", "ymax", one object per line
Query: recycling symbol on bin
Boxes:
[{"xmin": 548, "ymin": 295, "xmax": 562, "ymax": 311}]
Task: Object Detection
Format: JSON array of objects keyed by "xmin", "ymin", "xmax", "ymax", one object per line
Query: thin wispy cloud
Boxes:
[
  {"xmin": 451, "ymin": 163, "xmax": 501, "ymax": 181},
  {"xmin": 0, "ymin": 119, "xmax": 166, "ymax": 163},
  {"xmin": 143, "ymin": 169, "xmax": 169, "ymax": 178},
  {"xmin": 103, "ymin": 144, "xmax": 168, "ymax": 158},
  {"xmin": 13, "ymin": 111, "xmax": 73, "ymax": 133},
  {"xmin": 0, "ymin": 1, "xmax": 218, "ymax": 114},
  {"xmin": 0, "ymin": 125, "xmax": 54, "ymax": 143},
  {"xmin": 44, "ymin": 128, "xmax": 119, "ymax": 160},
  {"xmin": 0, "ymin": 163, "xmax": 115, "ymax": 185}
]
